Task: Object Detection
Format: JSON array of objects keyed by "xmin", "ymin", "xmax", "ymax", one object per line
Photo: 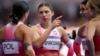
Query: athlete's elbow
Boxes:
[{"xmin": 86, "ymin": 37, "xmax": 93, "ymax": 41}]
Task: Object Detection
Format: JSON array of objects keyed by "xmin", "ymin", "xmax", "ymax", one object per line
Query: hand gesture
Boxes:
[{"xmin": 50, "ymin": 15, "xmax": 62, "ymax": 29}]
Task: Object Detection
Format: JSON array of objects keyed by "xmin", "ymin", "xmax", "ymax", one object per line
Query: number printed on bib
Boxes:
[{"xmin": 2, "ymin": 41, "xmax": 19, "ymax": 54}]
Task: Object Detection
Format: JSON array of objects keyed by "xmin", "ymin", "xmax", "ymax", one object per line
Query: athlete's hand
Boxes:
[{"xmin": 50, "ymin": 16, "xmax": 62, "ymax": 29}]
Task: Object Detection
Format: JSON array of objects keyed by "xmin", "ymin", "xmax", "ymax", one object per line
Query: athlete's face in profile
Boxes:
[
  {"xmin": 80, "ymin": 4, "xmax": 87, "ymax": 19},
  {"xmin": 38, "ymin": 6, "xmax": 54, "ymax": 23},
  {"xmin": 85, "ymin": 2, "xmax": 96, "ymax": 19}
]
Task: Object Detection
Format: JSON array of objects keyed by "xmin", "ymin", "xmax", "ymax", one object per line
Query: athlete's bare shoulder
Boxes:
[
  {"xmin": 0, "ymin": 26, "xmax": 6, "ymax": 33},
  {"xmin": 88, "ymin": 18, "xmax": 97, "ymax": 26},
  {"xmin": 31, "ymin": 24, "xmax": 40, "ymax": 31},
  {"xmin": 57, "ymin": 26, "xmax": 64, "ymax": 31},
  {"xmin": 31, "ymin": 24, "xmax": 38, "ymax": 29},
  {"xmin": 19, "ymin": 24, "xmax": 30, "ymax": 31},
  {"xmin": 0, "ymin": 26, "xmax": 6, "ymax": 40},
  {"xmin": 56, "ymin": 26, "xmax": 65, "ymax": 36},
  {"xmin": 91, "ymin": 16, "xmax": 100, "ymax": 21},
  {"xmin": 77, "ymin": 24, "xmax": 86, "ymax": 37},
  {"xmin": 16, "ymin": 24, "xmax": 32, "ymax": 36}
]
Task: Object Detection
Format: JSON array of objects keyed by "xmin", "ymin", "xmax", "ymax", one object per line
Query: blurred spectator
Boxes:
[{"xmin": 72, "ymin": 30, "xmax": 76, "ymax": 40}]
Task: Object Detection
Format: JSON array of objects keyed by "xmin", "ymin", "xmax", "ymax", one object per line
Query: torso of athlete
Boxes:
[
  {"xmin": 85, "ymin": 18, "xmax": 100, "ymax": 56},
  {"xmin": 0, "ymin": 22, "xmax": 25, "ymax": 56},
  {"xmin": 74, "ymin": 23, "xmax": 88, "ymax": 56},
  {"xmin": 33, "ymin": 24, "xmax": 62, "ymax": 56},
  {"xmin": 78, "ymin": 23, "xmax": 88, "ymax": 50}
]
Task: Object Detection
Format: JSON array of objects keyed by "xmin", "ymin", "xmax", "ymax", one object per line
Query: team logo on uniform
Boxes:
[{"xmin": 2, "ymin": 41, "xmax": 19, "ymax": 54}]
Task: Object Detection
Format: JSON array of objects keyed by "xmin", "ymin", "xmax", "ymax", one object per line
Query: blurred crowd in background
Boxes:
[{"xmin": 0, "ymin": 0, "xmax": 85, "ymax": 37}]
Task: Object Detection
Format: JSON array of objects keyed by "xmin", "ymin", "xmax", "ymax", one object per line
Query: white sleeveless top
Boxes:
[{"xmin": 38, "ymin": 24, "xmax": 62, "ymax": 50}]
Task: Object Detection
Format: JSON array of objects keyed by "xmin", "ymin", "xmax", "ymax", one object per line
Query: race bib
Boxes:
[
  {"xmin": 82, "ymin": 38, "xmax": 88, "ymax": 50},
  {"xmin": 2, "ymin": 41, "xmax": 19, "ymax": 54},
  {"xmin": 43, "ymin": 36, "xmax": 61, "ymax": 50}
]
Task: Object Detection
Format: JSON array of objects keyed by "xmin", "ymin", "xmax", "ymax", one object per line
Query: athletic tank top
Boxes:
[
  {"xmin": 85, "ymin": 37, "xmax": 100, "ymax": 55},
  {"xmin": 81, "ymin": 24, "xmax": 88, "ymax": 50},
  {"xmin": 85, "ymin": 35, "xmax": 100, "ymax": 54},
  {"xmin": 1, "ymin": 22, "xmax": 25, "ymax": 56},
  {"xmin": 34, "ymin": 24, "xmax": 62, "ymax": 55},
  {"xmin": 93, "ymin": 36, "xmax": 100, "ymax": 51}
]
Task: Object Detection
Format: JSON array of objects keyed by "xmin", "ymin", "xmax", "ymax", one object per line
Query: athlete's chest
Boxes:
[{"xmin": 41, "ymin": 28, "xmax": 61, "ymax": 50}]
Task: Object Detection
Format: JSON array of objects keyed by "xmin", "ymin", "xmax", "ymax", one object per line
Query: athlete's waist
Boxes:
[
  {"xmin": 35, "ymin": 48, "xmax": 59, "ymax": 55},
  {"xmin": 85, "ymin": 50, "xmax": 100, "ymax": 56},
  {"xmin": 36, "ymin": 53, "xmax": 59, "ymax": 56}
]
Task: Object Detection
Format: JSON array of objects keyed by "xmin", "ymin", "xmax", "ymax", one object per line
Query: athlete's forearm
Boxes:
[
  {"xmin": 67, "ymin": 46, "xmax": 74, "ymax": 56},
  {"xmin": 86, "ymin": 40, "xmax": 95, "ymax": 56},
  {"xmin": 65, "ymin": 39, "xmax": 74, "ymax": 56},
  {"xmin": 24, "ymin": 43, "xmax": 35, "ymax": 56}
]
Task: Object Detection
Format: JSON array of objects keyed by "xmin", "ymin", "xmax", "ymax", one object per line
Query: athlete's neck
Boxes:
[
  {"xmin": 91, "ymin": 14, "xmax": 100, "ymax": 21},
  {"xmin": 95, "ymin": 14, "xmax": 100, "ymax": 18},
  {"xmin": 19, "ymin": 20, "xmax": 24, "ymax": 23},
  {"xmin": 20, "ymin": 18, "xmax": 26, "ymax": 23},
  {"xmin": 40, "ymin": 22, "xmax": 51, "ymax": 29}
]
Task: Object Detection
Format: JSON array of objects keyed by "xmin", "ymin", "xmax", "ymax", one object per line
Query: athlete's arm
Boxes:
[
  {"xmin": 86, "ymin": 21, "xmax": 96, "ymax": 56},
  {"xmin": 73, "ymin": 26, "xmax": 84, "ymax": 56},
  {"xmin": 74, "ymin": 36, "xmax": 82, "ymax": 56},
  {"xmin": 73, "ymin": 24, "xmax": 87, "ymax": 56},
  {"xmin": 58, "ymin": 27, "xmax": 74, "ymax": 56},
  {"xmin": 21, "ymin": 24, "xmax": 35, "ymax": 56}
]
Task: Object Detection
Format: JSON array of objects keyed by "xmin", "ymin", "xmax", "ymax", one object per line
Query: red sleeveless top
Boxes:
[{"xmin": 1, "ymin": 22, "xmax": 25, "ymax": 56}]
